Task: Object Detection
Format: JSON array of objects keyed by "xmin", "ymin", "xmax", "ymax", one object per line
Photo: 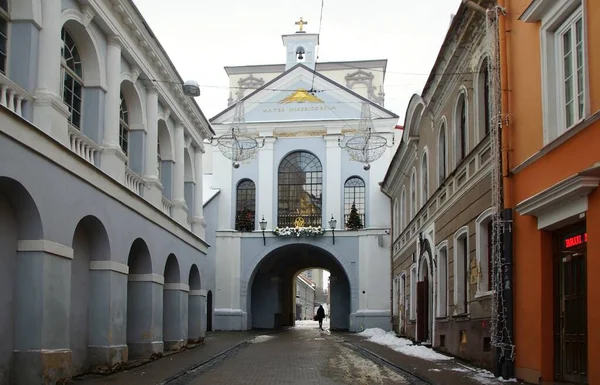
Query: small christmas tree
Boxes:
[
  {"xmin": 346, "ymin": 202, "xmax": 363, "ymax": 230},
  {"xmin": 235, "ymin": 207, "xmax": 255, "ymax": 232}
]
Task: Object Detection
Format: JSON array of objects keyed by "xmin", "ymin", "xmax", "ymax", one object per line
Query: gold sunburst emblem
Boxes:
[
  {"xmin": 294, "ymin": 217, "xmax": 305, "ymax": 228},
  {"xmin": 279, "ymin": 88, "xmax": 323, "ymax": 104}
]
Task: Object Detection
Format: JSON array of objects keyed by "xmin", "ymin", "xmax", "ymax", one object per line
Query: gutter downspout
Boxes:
[
  {"xmin": 496, "ymin": 0, "xmax": 516, "ymax": 380},
  {"xmin": 379, "ymin": 182, "xmax": 396, "ymax": 332}
]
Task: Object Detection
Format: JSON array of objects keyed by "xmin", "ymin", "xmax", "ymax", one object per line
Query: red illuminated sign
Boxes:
[{"xmin": 564, "ymin": 232, "xmax": 587, "ymax": 249}]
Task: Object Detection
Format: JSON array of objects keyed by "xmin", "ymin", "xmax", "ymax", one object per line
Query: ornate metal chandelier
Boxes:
[
  {"xmin": 338, "ymin": 102, "xmax": 394, "ymax": 170},
  {"xmin": 211, "ymin": 100, "xmax": 264, "ymax": 168}
]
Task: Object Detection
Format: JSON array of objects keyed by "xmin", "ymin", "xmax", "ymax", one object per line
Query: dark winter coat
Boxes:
[{"xmin": 317, "ymin": 306, "xmax": 325, "ymax": 320}]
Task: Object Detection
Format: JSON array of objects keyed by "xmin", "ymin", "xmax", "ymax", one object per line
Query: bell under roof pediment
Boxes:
[{"xmin": 210, "ymin": 64, "xmax": 398, "ymax": 126}]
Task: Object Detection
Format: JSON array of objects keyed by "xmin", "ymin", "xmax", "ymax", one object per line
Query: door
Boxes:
[
  {"xmin": 557, "ymin": 249, "xmax": 587, "ymax": 383},
  {"xmin": 417, "ymin": 277, "xmax": 428, "ymax": 342},
  {"xmin": 207, "ymin": 290, "xmax": 213, "ymax": 332}
]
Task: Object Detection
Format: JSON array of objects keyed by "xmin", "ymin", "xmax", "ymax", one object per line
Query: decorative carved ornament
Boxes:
[{"xmin": 345, "ymin": 69, "xmax": 385, "ymax": 106}]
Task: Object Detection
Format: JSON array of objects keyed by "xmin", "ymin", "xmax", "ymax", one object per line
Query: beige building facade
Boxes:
[{"xmin": 381, "ymin": 0, "xmax": 497, "ymax": 370}]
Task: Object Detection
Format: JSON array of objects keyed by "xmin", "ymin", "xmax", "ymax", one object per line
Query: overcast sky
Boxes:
[{"xmin": 132, "ymin": 0, "xmax": 462, "ymax": 123}]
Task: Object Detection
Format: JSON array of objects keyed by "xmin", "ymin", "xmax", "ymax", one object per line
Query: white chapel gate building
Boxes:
[{"xmin": 204, "ymin": 23, "xmax": 401, "ymax": 332}]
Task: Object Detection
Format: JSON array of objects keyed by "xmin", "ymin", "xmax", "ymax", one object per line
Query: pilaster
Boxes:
[
  {"xmin": 214, "ymin": 232, "xmax": 245, "ymax": 330},
  {"xmin": 14, "ymin": 240, "xmax": 73, "ymax": 385},
  {"xmin": 144, "ymin": 85, "xmax": 162, "ymax": 206},
  {"xmin": 101, "ymin": 36, "xmax": 126, "ymax": 182},
  {"xmin": 127, "ymin": 274, "xmax": 164, "ymax": 358},
  {"xmin": 258, "ymin": 137, "xmax": 276, "ymax": 229},
  {"xmin": 188, "ymin": 289, "xmax": 206, "ymax": 342},
  {"xmin": 172, "ymin": 123, "xmax": 188, "ymax": 224},
  {"xmin": 88, "ymin": 261, "xmax": 129, "ymax": 368},
  {"xmin": 193, "ymin": 145, "xmax": 206, "ymax": 239},
  {"xmin": 324, "ymin": 134, "xmax": 342, "ymax": 228},
  {"xmin": 163, "ymin": 283, "xmax": 189, "ymax": 351},
  {"xmin": 32, "ymin": 0, "xmax": 69, "ymax": 145}
]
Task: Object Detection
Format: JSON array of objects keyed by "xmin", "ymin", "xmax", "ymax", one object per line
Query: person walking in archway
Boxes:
[{"xmin": 316, "ymin": 304, "xmax": 325, "ymax": 330}]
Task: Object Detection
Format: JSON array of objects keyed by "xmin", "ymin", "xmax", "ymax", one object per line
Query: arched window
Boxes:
[
  {"xmin": 400, "ymin": 187, "xmax": 406, "ymax": 231},
  {"xmin": 235, "ymin": 179, "xmax": 256, "ymax": 231},
  {"xmin": 438, "ymin": 122, "xmax": 447, "ymax": 186},
  {"xmin": 480, "ymin": 58, "xmax": 492, "ymax": 137},
  {"xmin": 476, "ymin": 208, "xmax": 494, "ymax": 294},
  {"xmin": 344, "ymin": 176, "xmax": 365, "ymax": 229},
  {"xmin": 119, "ymin": 92, "xmax": 129, "ymax": 156},
  {"xmin": 0, "ymin": 0, "xmax": 9, "ymax": 74},
  {"xmin": 454, "ymin": 227, "xmax": 469, "ymax": 315},
  {"xmin": 61, "ymin": 27, "xmax": 83, "ymax": 129},
  {"xmin": 437, "ymin": 243, "xmax": 448, "ymax": 317},
  {"xmin": 455, "ymin": 92, "xmax": 468, "ymax": 164},
  {"xmin": 393, "ymin": 198, "xmax": 399, "ymax": 238},
  {"xmin": 277, "ymin": 151, "xmax": 322, "ymax": 227},
  {"xmin": 410, "ymin": 169, "xmax": 417, "ymax": 219},
  {"xmin": 421, "ymin": 152, "xmax": 428, "ymax": 204}
]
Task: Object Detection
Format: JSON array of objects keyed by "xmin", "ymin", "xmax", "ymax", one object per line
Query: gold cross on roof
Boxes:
[{"xmin": 295, "ymin": 17, "xmax": 308, "ymax": 32}]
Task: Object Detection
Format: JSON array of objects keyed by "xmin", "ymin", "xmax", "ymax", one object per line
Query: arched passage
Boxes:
[
  {"xmin": 70, "ymin": 215, "xmax": 110, "ymax": 375},
  {"xmin": 246, "ymin": 244, "xmax": 351, "ymax": 330},
  {"xmin": 187, "ymin": 264, "xmax": 203, "ymax": 342},
  {"xmin": 126, "ymin": 238, "xmax": 159, "ymax": 358},
  {"xmin": 163, "ymin": 254, "xmax": 187, "ymax": 351},
  {"xmin": 0, "ymin": 177, "xmax": 43, "ymax": 383}
]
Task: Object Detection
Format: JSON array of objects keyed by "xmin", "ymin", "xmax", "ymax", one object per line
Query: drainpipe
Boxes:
[
  {"xmin": 496, "ymin": 0, "xmax": 515, "ymax": 379},
  {"xmin": 380, "ymin": 183, "xmax": 395, "ymax": 330}
]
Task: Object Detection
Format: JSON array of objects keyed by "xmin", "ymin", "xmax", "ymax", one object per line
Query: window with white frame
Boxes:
[
  {"xmin": 421, "ymin": 151, "xmax": 428, "ymax": 204},
  {"xmin": 392, "ymin": 277, "xmax": 399, "ymax": 316},
  {"xmin": 476, "ymin": 209, "xmax": 494, "ymax": 294},
  {"xmin": 61, "ymin": 27, "xmax": 83, "ymax": 129},
  {"xmin": 0, "ymin": 0, "xmax": 9, "ymax": 74},
  {"xmin": 410, "ymin": 169, "xmax": 417, "ymax": 219},
  {"xmin": 119, "ymin": 92, "xmax": 129, "ymax": 156},
  {"xmin": 410, "ymin": 265, "xmax": 417, "ymax": 320},
  {"xmin": 521, "ymin": 2, "xmax": 587, "ymax": 143},
  {"xmin": 477, "ymin": 57, "xmax": 492, "ymax": 140},
  {"xmin": 437, "ymin": 244, "xmax": 448, "ymax": 317},
  {"xmin": 453, "ymin": 228, "xmax": 469, "ymax": 315},
  {"xmin": 438, "ymin": 121, "xmax": 447, "ymax": 186}
]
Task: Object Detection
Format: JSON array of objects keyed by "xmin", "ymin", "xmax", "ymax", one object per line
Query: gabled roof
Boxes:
[{"xmin": 210, "ymin": 63, "xmax": 398, "ymax": 123}]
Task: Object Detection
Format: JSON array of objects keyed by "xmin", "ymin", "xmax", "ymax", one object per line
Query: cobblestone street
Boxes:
[{"xmin": 186, "ymin": 324, "xmax": 410, "ymax": 385}]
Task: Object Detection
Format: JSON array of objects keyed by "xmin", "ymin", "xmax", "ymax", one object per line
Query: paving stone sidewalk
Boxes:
[
  {"xmin": 343, "ymin": 333, "xmax": 519, "ymax": 385},
  {"xmin": 70, "ymin": 331, "xmax": 261, "ymax": 385}
]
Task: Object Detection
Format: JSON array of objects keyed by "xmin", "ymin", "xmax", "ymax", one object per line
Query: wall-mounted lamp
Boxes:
[
  {"xmin": 259, "ymin": 215, "xmax": 267, "ymax": 246},
  {"xmin": 329, "ymin": 215, "xmax": 337, "ymax": 245}
]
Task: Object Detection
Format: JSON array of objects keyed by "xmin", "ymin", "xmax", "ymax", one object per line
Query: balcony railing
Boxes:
[
  {"xmin": 161, "ymin": 196, "xmax": 172, "ymax": 216},
  {"xmin": 0, "ymin": 74, "xmax": 33, "ymax": 119},
  {"xmin": 277, "ymin": 214, "xmax": 322, "ymax": 228},
  {"xmin": 125, "ymin": 168, "xmax": 144, "ymax": 196},
  {"xmin": 68, "ymin": 125, "xmax": 100, "ymax": 165}
]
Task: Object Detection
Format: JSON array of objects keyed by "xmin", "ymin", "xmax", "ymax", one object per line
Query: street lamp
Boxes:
[
  {"xmin": 328, "ymin": 215, "xmax": 337, "ymax": 245},
  {"xmin": 259, "ymin": 215, "xmax": 267, "ymax": 246}
]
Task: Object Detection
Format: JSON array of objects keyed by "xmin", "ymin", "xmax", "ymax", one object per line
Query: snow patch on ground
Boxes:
[
  {"xmin": 469, "ymin": 368, "xmax": 518, "ymax": 384},
  {"xmin": 294, "ymin": 319, "xmax": 330, "ymax": 329},
  {"xmin": 252, "ymin": 335, "xmax": 275, "ymax": 343},
  {"xmin": 357, "ymin": 328, "xmax": 453, "ymax": 361}
]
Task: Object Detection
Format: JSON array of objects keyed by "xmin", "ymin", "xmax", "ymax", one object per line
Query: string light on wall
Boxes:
[{"xmin": 338, "ymin": 102, "xmax": 394, "ymax": 170}]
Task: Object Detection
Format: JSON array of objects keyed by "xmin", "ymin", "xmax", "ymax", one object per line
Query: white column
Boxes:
[
  {"xmin": 172, "ymin": 122, "xmax": 188, "ymax": 224},
  {"xmin": 100, "ymin": 37, "xmax": 127, "ymax": 182},
  {"xmin": 193, "ymin": 146, "xmax": 206, "ymax": 239},
  {"xmin": 32, "ymin": 0, "xmax": 70, "ymax": 144},
  {"xmin": 144, "ymin": 85, "xmax": 161, "ymax": 206},
  {"xmin": 257, "ymin": 137, "xmax": 276, "ymax": 229},
  {"xmin": 325, "ymin": 135, "xmax": 342, "ymax": 229}
]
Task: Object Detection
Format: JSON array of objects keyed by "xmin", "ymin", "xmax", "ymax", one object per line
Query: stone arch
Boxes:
[
  {"xmin": 70, "ymin": 215, "xmax": 110, "ymax": 374},
  {"xmin": 402, "ymin": 94, "xmax": 426, "ymax": 139},
  {"xmin": 61, "ymin": 12, "xmax": 105, "ymax": 89},
  {"xmin": 0, "ymin": 177, "xmax": 43, "ymax": 239},
  {"xmin": 11, "ymin": 0, "xmax": 42, "ymax": 25},
  {"xmin": 242, "ymin": 241, "xmax": 355, "ymax": 331},
  {"xmin": 187, "ymin": 264, "xmax": 204, "ymax": 343},
  {"xmin": 126, "ymin": 238, "xmax": 158, "ymax": 358},
  {"xmin": 163, "ymin": 254, "xmax": 186, "ymax": 351},
  {"xmin": 0, "ymin": 177, "xmax": 43, "ymax": 382},
  {"xmin": 120, "ymin": 79, "xmax": 145, "ymax": 131}
]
